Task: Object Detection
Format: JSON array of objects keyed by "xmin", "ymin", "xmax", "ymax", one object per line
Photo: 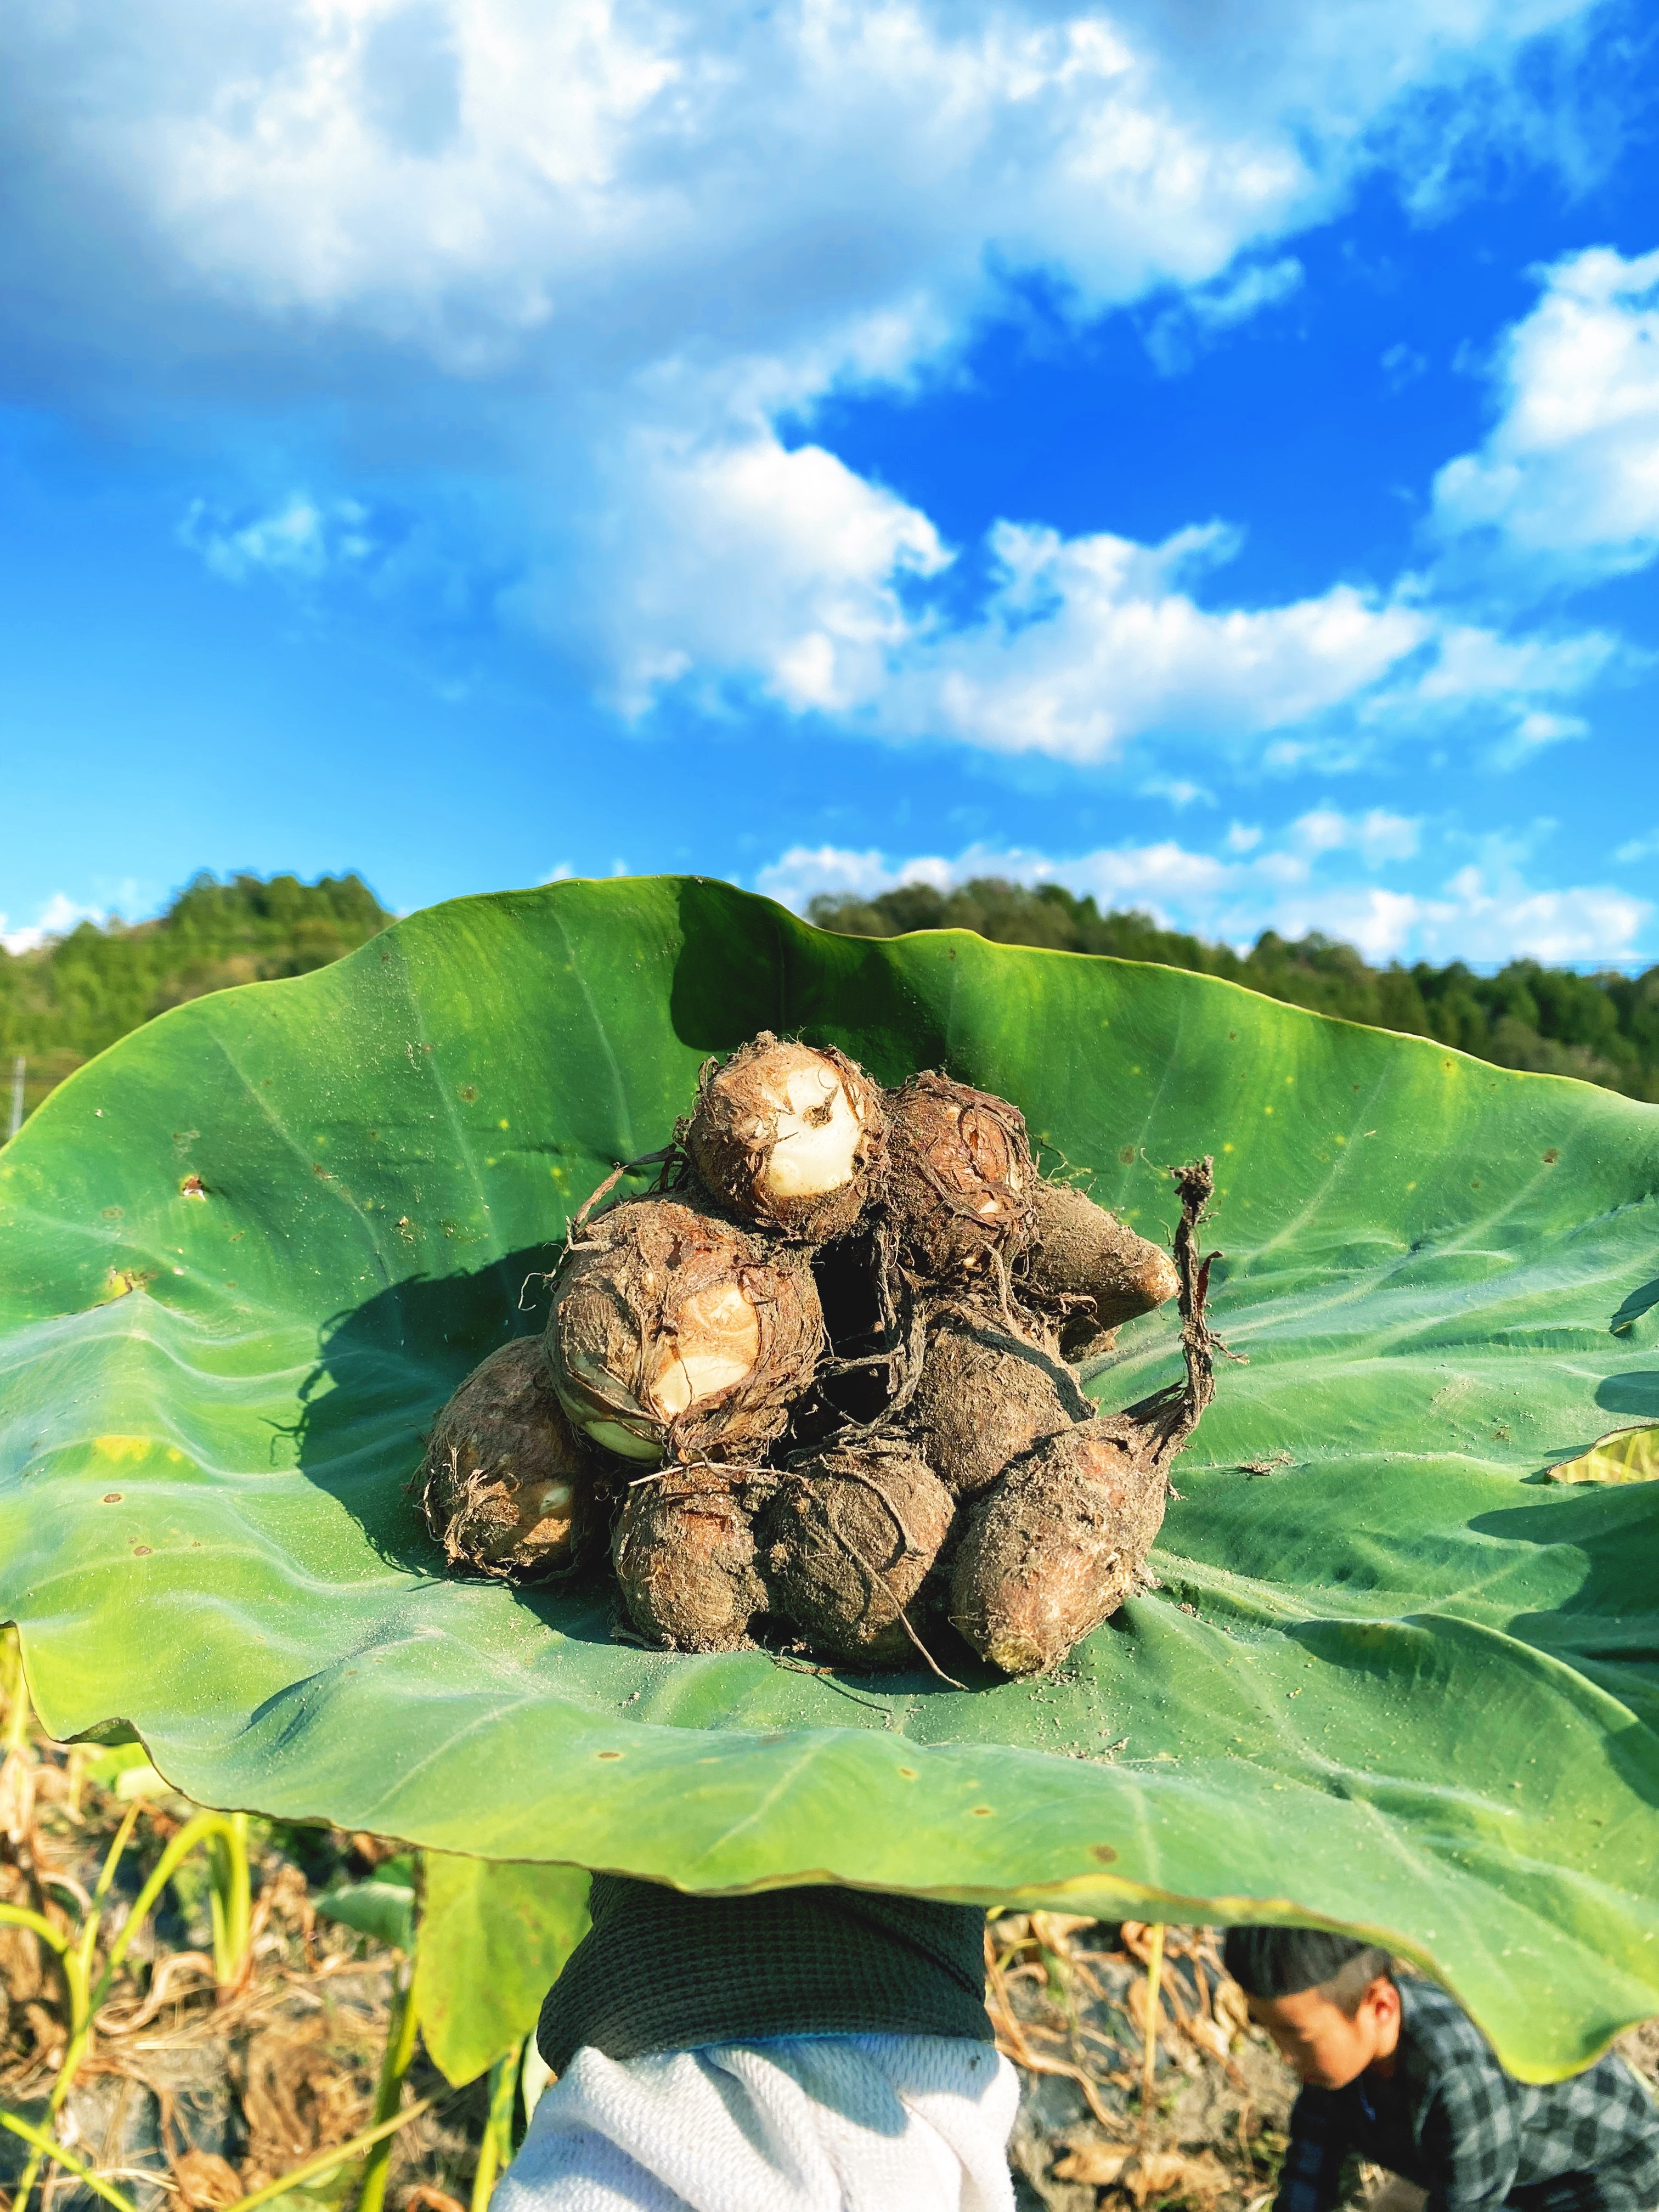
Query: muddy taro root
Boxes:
[
  {"xmin": 764, "ymin": 1440, "xmax": 954, "ymax": 1666},
  {"xmin": 885, "ymin": 1072, "xmax": 1036, "ymax": 1280},
  {"xmin": 419, "ymin": 1336, "xmax": 608, "ymax": 1581},
  {"xmin": 613, "ymin": 1466, "xmax": 769, "ymax": 1651},
  {"xmin": 546, "ymin": 1198, "xmax": 823, "ymax": 1465},
  {"xmin": 424, "ymin": 1015, "xmax": 1222, "ymax": 1685},
  {"xmin": 911, "ymin": 1310, "xmax": 1090, "ymax": 1498},
  {"xmin": 683, "ymin": 1032, "xmax": 886, "ymax": 1243},
  {"xmin": 950, "ymin": 1159, "xmax": 1219, "ymax": 1675},
  {"xmin": 1026, "ymin": 1178, "xmax": 1181, "ymax": 1359}
]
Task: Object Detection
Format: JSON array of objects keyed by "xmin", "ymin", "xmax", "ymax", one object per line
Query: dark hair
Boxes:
[{"xmin": 1223, "ymin": 1928, "xmax": 1393, "ymax": 2017}]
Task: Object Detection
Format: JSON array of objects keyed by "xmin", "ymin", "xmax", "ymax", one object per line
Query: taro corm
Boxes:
[
  {"xmin": 682, "ymin": 1031, "xmax": 886, "ymax": 1243},
  {"xmin": 417, "ymin": 1338, "xmax": 612, "ymax": 1582},
  {"xmin": 418, "ymin": 1034, "xmax": 1217, "ymax": 1678}
]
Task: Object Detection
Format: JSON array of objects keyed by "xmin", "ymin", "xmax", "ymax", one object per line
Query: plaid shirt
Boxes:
[{"xmin": 1275, "ymin": 1980, "xmax": 1659, "ymax": 2212}]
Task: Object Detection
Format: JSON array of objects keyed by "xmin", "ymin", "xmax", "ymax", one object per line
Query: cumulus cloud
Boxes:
[
  {"xmin": 758, "ymin": 816, "xmax": 1651, "ymax": 965},
  {"xmin": 870, "ymin": 520, "xmax": 1440, "ymax": 761},
  {"xmin": 1431, "ymin": 244, "xmax": 1659, "ymax": 584},
  {"xmin": 509, "ymin": 429, "xmax": 948, "ymax": 715},
  {"xmin": 0, "ymin": 893, "xmax": 104, "ymax": 956},
  {"xmin": 7, "ymin": 0, "xmax": 1632, "ymax": 773},
  {"xmin": 586, "ymin": 493, "xmax": 1613, "ymax": 767},
  {"xmin": 13, "ymin": 0, "xmax": 1595, "ymax": 381}
]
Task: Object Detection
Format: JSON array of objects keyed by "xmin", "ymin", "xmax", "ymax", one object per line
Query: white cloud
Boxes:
[
  {"xmin": 0, "ymin": 893, "xmax": 104, "ymax": 956},
  {"xmin": 865, "ymin": 520, "xmax": 1437, "ymax": 763},
  {"xmin": 15, "ymin": 0, "xmax": 1631, "ymax": 771},
  {"xmin": 1141, "ymin": 775, "xmax": 1214, "ymax": 808},
  {"xmin": 616, "ymin": 507, "xmax": 1606, "ymax": 771},
  {"xmin": 509, "ymin": 428, "xmax": 947, "ymax": 715},
  {"xmin": 178, "ymin": 494, "xmax": 382, "ymax": 584},
  {"xmin": 1143, "ymin": 254, "xmax": 1303, "ymax": 373},
  {"xmin": 1432, "ymin": 244, "xmax": 1659, "ymax": 583},
  {"xmin": 759, "ymin": 820, "xmax": 1651, "ymax": 965},
  {"xmin": 23, "ymin": 1, "xmax": 1594, "ymax": 381}
]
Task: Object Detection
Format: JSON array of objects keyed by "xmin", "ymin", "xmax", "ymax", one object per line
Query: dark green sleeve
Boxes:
[{"xmin": 538, "ymin": 1874, "xmax": 994, "ymax": 2074}]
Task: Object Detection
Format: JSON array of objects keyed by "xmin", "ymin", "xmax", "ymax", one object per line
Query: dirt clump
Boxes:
[
  {"xmin": 1025, "ymin": 1179, "xmax": 1181, "ymax": 1361},
  {"xmin": 613, "ymin": 1465, "xmax": 770, "ymax": 1650},
  {"xmin": 951, "ymin": 1159, "xmax": 1220, "ymax": 1675},
  {"xmin": 886, "ymin": 1072, "xmax": 1036, "ymax": 1282},
  {"xmin": 425, "ymin": 1029, "xmax": 1223, "ymax": 1680},
  {"xmin": 911, "ymin": 1311, "xmax": 1090, "ymax": 1498}
]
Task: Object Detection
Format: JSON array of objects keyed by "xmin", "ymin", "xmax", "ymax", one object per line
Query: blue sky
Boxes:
[{"xmin": 4, "ymin": 0, "xmax": 1658, "ymax": 966}]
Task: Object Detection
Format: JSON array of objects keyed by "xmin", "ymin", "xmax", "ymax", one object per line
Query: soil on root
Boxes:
[
  {"xmin": 547, "ymin": 1197, "xmax": 824, "ymax": 1465},
  {"xmin": 416, "ymin": 1336, "xmax": 612, "ymax": 1581},
  {"xmin": 681, "ymin": 1032, "xmax": 886, "ymax": 1245},
  {"xmin": 911, "ymin": 1310, "xmax": 1091, "ymax": 1498},
  {"xmin": 612, "ymin": 1465, "xmax": 770, "ymax": 1651},
  {"xmin": 763, "ymin": 1439, "xmax": 954, "ymax": 1667},
  {"xmin": 1024, "ymin": 1182, "xmax": 1181, "ymax": 1362},
  {"xmin": 885, "ymin": 1072, "xmax": 1036, "ymax": 1282},
  {"xmin": 951, "ymin": 1158, "xmax": 1222, "ymax": 1676}
]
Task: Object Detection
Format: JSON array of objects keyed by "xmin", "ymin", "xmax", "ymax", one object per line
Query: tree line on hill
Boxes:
[
  {"xmin": 0, "ymin": 871, "xmax": 391, "ymax": 1125},
  {"xmin": 3, "ymin": 870, "xmax": 1656, "ymax": 1133},
  {"xmin": 809, "ymin": 878, "xmax": 1659, "ymax": 1103}
]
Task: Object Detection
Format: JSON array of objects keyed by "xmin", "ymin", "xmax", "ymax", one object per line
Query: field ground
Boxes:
[{"xmin": 0, "ymin": 1664, "xmax": 1651, "ymax": 2212}]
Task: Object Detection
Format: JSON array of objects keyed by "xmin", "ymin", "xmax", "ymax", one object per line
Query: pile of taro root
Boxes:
[{"xmin": 417, "ymin": 1035, "xmax": 1220, "ymax": 1679}]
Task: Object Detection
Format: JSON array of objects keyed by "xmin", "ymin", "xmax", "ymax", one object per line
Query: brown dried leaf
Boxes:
[
  {"xmin": 172, "ymin": 2150, "xmax": 243, "ymax": 2209},
  {"xmin": 1129, "ymin": 2148, "xmax": 1234, "ymax": 2205},
  {"xmin": 1054, "ymin": 2141, "xmax": 1133, "ymax": 2184},
  {"xmin": 1029, "ymin": 1911, "xmax": 1097, "ymax": 1950}
]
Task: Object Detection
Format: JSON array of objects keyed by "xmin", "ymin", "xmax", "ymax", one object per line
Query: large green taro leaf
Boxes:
[{"xmin": 1, "ymin": 878, "xmax": 1657, "ymax": 2080}]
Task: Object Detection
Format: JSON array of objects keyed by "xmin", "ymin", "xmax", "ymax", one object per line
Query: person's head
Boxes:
[{"xmin": 1223, "ymin": 1927, "xmax": 1397, "ymax": 2090}]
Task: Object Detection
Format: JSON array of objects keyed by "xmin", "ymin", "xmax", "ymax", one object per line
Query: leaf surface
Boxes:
[
  {"xmin": 1, "ymin": 878, "xmax": 1656, "ymax": 2077},
  {"xmin": 414, "ymin": 1857, "xmax": 591, "ymax": 2085}
]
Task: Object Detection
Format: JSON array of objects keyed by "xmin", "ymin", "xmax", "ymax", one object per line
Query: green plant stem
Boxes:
[
  {"xmin": 1, "ymin": 1905, "xmax": 90, "ymax": 2212},
  {"xmin": 93, "ymin": 1808, "xmax": 238, "ymax": 2005},
  {"xmin": 223, "ymin": 2095, "xmax": 435, "ymax": 2212},
  {"xmin": 1139, "ymin": 1922, "xmax": 1166, "ymax": 2132},
  {"xmin": 356, "ymin": 1956, "xmax": 420, "ymax": 2212},
  {"xmin": 15, "ymin": 1804, "xmax": 227, "ymax": 2212},
  {"xmin": 470, "ymin": 2039, "xmax": 524, "ymax": 2212},
  {"xmin": 208, "ymin": 1808, "xmax": 252, "ymax": 1990},
  {"xmin": 0, "ymin": 2109, "xmax": 142, "ymax": 2212}
]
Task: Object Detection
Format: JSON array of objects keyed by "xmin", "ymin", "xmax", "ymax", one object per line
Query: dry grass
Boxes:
[
  {"xmin": 0, "ymin": 1695, "xmax": 488, "ymax": 2212},
  {"xmin": 0, "ymin": 1668, "xmax": 1650, "ymax": 2212}
]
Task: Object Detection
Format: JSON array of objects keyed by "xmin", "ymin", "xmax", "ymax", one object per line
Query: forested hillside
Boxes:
[
  {"xmin": 1, "ymin": 872, "xmax": 391, "ymax": 1125},
  {"xmin": 7, "ymin": 871, "xmax": 1658, "ymax": 1131},
  {"xmin": 811, "ymin": 878, "xmax": 1659, "ymax": 1103}
]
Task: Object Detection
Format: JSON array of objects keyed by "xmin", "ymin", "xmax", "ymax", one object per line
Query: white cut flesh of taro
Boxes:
[
  {"xmin": 649, "ymin": 1282, "xmax": 761, "ymax": 1419},
  {"xmin": 759, "ymin": 1061, "xmax": 863, "ymax": 1201}
]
